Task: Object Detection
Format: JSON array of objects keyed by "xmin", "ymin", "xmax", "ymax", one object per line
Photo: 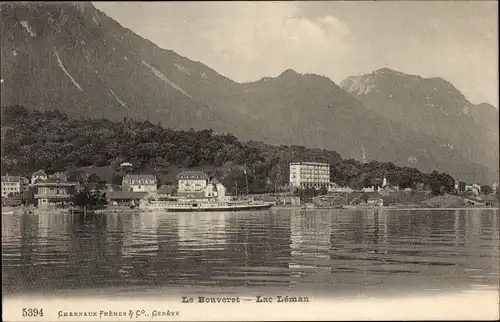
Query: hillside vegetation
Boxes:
[{"xmin": 1, "ymin": 105, "xmax": 459, "ymax": 195}]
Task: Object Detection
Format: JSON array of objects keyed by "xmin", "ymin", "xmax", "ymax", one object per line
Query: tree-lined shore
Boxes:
[{"xmin": 0, "ymin": 105, "xmax": 478, "ymax": 196}]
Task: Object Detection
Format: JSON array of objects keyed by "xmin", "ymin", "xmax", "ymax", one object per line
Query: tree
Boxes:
[
  {"xmin": 481, "ymin": 185, "xmax": 493, "ymax": 195},
  {"xmin": 21, "ymin": 188, "xmax": 36, "ymax": 206},
  {"xmin": 458, "ymin": 181, "xmax": 467, "ymax": 193},
  {"xmin": 72, "ymin": 186, "xmax": 98, "ymax": 209},
  {"xmin": 222, "ymin": 167, "xmax": 246, "ymax": 196},
  {"xmin": 438, "ymin": 172, "xmax": 455, "ymax": 193},
  {"xmin": 430, "ymin": 182, "xmax": 442, "ymax": 196}
]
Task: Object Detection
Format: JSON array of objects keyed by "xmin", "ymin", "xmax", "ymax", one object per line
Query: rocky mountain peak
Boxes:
[{"xmin": 339, "ymin": 73, "xmax": 376, "ymax": 95}]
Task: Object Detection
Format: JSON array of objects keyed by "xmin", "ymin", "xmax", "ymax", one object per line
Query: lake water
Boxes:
[{"xmin": 2, "ymin": 208, "xmax": 499, "ymax": 297}]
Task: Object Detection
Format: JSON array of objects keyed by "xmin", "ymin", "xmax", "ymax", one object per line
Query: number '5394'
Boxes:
[{"xmin": 22, "ymin": 308, "xmax": 44, "ymax": 317}]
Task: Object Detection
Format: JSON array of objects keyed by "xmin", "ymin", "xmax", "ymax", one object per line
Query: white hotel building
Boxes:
[{"xmin": 289, "ymin": 162, "xmax": 330, "ymax": 189}]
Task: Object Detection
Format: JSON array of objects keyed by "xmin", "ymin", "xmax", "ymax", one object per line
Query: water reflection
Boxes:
[
  {"xmin": 121, "ymin": 213, "xmax": 159, "ymax": 257},
  {"xmin": 2, "ymin": 213, "xmax": 22, "ymax": 246},
  {"xmin": 37, "ymin": 214, "xmax": 71, "ymax": 250},
  {"xmin": 174, "ymin": 212, "xmax": 230, "ymax": 285},
  {"xmin": 288, "ymin": 210, "xmax": 331, "ymax": 290},
  {"xmin": 2, "ymin": 214, "xmax": 22, "ymax": 268},
  {"xmin": 119, "ymin": 213, "xmax": 160, "ymax": 281},
  {"xmin": 289, "ymin": 210, "xmax": 331, "ymax": 269},
  {"xmin": 214, "ymin": 212, "xmax": 292, "ymax": 287},
  {"xmin": 1, "ymin": 209, "xmax": 498, "ymax": 295},
  {"xmin": 153, "ymin": 214, "xmax": 180, "ymax": 284},
  {"xmin": 177, "ymin": 212, "xmax": 228, "ymax": 247}
]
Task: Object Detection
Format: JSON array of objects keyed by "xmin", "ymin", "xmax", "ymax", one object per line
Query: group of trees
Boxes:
[
  {"xmin": 0, "ymin": 105, "xmax": 487, "ymax": 197},
  {"xmin": 72, "ymin": 185, "xmax": 107, "ymax": 209}
]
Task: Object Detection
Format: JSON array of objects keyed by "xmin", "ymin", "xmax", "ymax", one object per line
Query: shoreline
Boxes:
[
  {"xmin": 340, "ymin": 206, "xmax": 499, "ymax": 211},
  {"xmin": 2, "ymin": 205, "xmax": 498, "ymax": 215}
]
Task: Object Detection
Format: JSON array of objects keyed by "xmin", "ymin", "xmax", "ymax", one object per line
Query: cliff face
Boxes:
[{"xmin": 1, "ymin": 3, "xmax": 497, "ymax": 183}]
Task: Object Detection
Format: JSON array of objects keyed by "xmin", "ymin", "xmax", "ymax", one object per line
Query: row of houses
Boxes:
[
  {"xmin": 1, "ymin": 170, "xmax": 69, "ymax": 197},
  {"xmin": 2, "ymin": 171, "xmax": 77, "ymax": 209},
  {"xmin": 290, "ymin": 162, "xmax": 499, "ymax": 198},
  {"xmin": 3, "ymin": 163, "xmax": 497, "ymax": 208},
  {"xmin": 109, "ymin": 171, "xmax": 227, "ymax": 205},
  {"xmin": 2, "ymin": 169, "xmax": 229, "ymax": 209}
]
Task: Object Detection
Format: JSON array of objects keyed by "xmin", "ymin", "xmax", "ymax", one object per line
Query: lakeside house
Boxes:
[
  {"xmin": 1, "ymin": 175, "xmax": 22, "ymax": 197},
  {"xmin": 31, "ymin": 169, "xmax": 48, "ymax": 184},
  {"xmin": 105, "ymin": 173, "xmax": 156, "ymax": 205},
  {"xmin": 465, "ymin": 183, "xmax": 481, "ymax": 196},
  {"xmin": 204, "ymin": 178, "xmax": 227, "ymax": 200},
  {"xmin": 33, "ymin": 178, "xmax": 78, "ymax": 209},
  {"xmin": 177, "ymin": 171, "xmax": 209, "ymax": 198},
  {"xmin": 122, "ymin": 174, "xmax": 157, "ymax": 193}
]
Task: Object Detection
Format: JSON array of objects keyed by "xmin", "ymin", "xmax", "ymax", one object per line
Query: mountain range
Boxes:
[{"xmin": 1, "ymin": 2, "xmax": 498, "ymax": 183}]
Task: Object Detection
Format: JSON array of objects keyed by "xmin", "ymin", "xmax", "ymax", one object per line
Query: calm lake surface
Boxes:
[{"xmin": 2, "ymin": 209, "xmax": 499, "ymax": 297}]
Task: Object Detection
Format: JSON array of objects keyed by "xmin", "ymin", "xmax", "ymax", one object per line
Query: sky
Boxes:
[{"xmin": 93, "ymin": 1, "xmax": 499, "ymax": 107}]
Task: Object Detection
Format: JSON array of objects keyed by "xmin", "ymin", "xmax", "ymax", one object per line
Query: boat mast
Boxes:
[
  {"xmin": 244, "ymin": 163, "xmax": 249, "ymax": 197},
  {"xmin": 361, "ymin": 144, "xmax": 367, "ymax": 164}
]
